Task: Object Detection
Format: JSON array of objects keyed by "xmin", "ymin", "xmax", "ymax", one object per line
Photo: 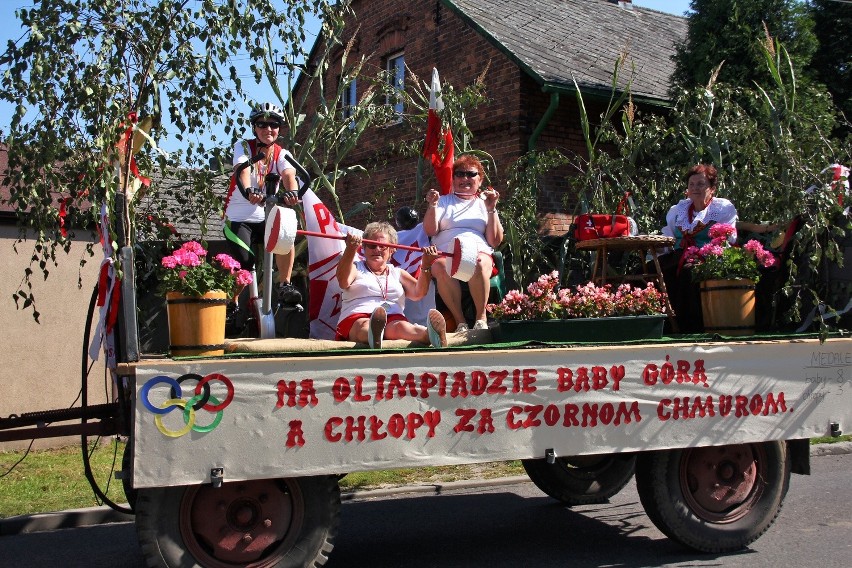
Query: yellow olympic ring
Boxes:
[{"xmin": 154, "ymin": 398, "xmax": 195, "ymax": 438}]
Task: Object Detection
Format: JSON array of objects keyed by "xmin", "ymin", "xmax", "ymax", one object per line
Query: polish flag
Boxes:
[
  {"xmin": 301, "ymin": 188, "xmax": 362, "ymax": 339},
  {"xmin": 422, "ymin": 68, "xmax": 454, "ymax": 195}
]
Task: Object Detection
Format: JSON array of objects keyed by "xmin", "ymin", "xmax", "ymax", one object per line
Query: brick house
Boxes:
[{"xmin": 293, "ymin": 0, "xmax": 686, "ymax": 235}]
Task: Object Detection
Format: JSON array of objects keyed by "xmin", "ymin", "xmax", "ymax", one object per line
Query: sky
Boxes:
[{"xmin": 0, "ymin": 0, "xmax": 692, "ymax": 151}]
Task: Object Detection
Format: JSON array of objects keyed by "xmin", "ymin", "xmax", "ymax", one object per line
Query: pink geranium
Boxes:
[
  {"xmin": 487, "ymin": 271, "xmax": 666, "ymax": 321},
  {"xmin": 158, "ymin": 241, "xmax": 252, "ymax": 297},
  {"xmin": 682, "ymin": 223, "xmax": 776, "ymax": 283}
]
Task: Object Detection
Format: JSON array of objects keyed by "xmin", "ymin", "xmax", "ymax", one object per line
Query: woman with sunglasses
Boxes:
[
  {"xmin": 224, "ymin": 102, "xmax": 302, "ymax": 318},
  {"xmin": 335, "ymin": 222, "xmax": 447, "ymax": 349},
  {"xmin": 423, "ymin": 154, "xmax": 503, "ymax": 332}
]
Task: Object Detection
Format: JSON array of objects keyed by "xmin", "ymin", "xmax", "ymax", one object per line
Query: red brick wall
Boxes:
[{"xmin": 292, "ymin": 0, "xmax": 607, "ymax": 235}]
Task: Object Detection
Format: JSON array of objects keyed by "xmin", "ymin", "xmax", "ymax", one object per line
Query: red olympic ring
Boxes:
[{"xmin": 195, "ymin": 373, "xmax": 234, "ymax": 412}]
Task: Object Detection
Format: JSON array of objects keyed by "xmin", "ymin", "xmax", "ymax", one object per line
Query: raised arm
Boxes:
[{"xmin": 336, "ymin": 233, "xmax": 362, "ymax": 290}]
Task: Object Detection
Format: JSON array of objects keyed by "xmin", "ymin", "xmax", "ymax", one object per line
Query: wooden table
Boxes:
[{"xmin": 575, "ymin": 235, "xmax": 678, "ymax": 332}]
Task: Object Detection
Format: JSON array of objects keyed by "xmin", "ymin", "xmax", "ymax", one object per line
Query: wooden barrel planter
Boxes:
[
  {"xmin": 166, "ymin": 291, "xmax": 229, "ymax": 356},
  {"xmin": 699, "ymin": 279, "xmax": 756, "ymax": 336}
]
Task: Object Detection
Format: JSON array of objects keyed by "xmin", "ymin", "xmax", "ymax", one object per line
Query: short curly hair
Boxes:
[
  {"xmin": 685, "ymin": 164, "xmax": 718, "ymax": 188},
  {"xmin": 363, "ymin": 221, "xmax": 398, "ymax": 245},
  {"xmin": 453, "ymin": 154, "xmax": 485, "ymax": 179}
]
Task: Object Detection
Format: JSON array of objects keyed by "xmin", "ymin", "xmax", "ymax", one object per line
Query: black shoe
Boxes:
[{"xmin": 277, "ymin": 282, "xmax": 302, "ymax": 305}]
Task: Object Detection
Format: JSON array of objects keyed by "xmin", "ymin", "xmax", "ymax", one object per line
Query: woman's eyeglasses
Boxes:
[
  {"xmin": 255, "ymin": 121, "xmax": 280, "ymax": 129},
  {"xmin": 453, "ymin": 171, "xmax": 479, "ymax": 179}
]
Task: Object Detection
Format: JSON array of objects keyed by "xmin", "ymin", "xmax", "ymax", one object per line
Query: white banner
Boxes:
[{"xmin": 133, "ymin": 338, "xmax": 851, "ymax": 488}]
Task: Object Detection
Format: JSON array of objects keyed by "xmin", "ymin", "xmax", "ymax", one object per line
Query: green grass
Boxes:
[
  {"xmin": 0, "ymin": 440, "xmax": 128, "ymax": 518},
  {"xmin": 810, "ymin": 434, "xmax": 852, "ymax": 444},
  {"xmin": 0, "ymin": 441, "xmax": 524, "ymax": 519},
  {"xmin": 2, "ymin": 435, "xmax": 849, "ymax": 519}
]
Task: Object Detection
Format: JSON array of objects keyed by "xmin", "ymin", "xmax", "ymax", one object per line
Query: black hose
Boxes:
[{"xmin": 81, "ymin": 282, "xmax": 133, "ymax": 515}]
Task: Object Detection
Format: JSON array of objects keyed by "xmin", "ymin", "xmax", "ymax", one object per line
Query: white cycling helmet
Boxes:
[{"xmin": 249, "ymin": 102, "xmax": 285, "ymax": 126}]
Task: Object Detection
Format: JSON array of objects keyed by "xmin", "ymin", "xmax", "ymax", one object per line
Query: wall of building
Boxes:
[
  {"xmin": 291, "ymin": 0, "xmax": 661, "ymax": 237},
  {"xmin": 0, "ymin": 227, "xmax": 108, "ymax": 450}
]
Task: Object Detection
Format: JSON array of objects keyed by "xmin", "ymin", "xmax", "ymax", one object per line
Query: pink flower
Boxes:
[
  {"xmin": 709, "ymin": 223, "xmax": 736, "ymax": 240},
  {"xmin": 214, "ymin": 253, "xmax": 242, "ymax": 273},
  {"xmin": 181, "ymin": 241, "xmax": 207, "ymax": 257},
  {"xmin": 235, "ymin": 270, "xmax": 253, "ymax": 286},
  {"xmin": 173, "ymin": 249, "xmax": 202, "ymax": 267},
  {"xmin": 161, "ymin": 255, "xmax": 178, "ymax": 269}
]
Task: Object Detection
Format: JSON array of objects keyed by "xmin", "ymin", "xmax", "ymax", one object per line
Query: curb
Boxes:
[{"xmin": 2, "ymin": 443, "xmax": 850, "ymax": 536}]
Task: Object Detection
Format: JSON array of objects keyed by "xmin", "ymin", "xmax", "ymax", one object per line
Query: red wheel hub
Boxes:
[
  {"xmin": 181, "ymin": 479, "xmax": 300, "ymax": 566},
  {"xmin": 680, "ymin": 444, "xmax": 765, "ymax": 523}
]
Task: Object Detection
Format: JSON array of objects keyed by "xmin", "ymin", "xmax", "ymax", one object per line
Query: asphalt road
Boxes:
[{"xmin": 0, "ymin": 450, "xmax": 849, "ymax": 568}]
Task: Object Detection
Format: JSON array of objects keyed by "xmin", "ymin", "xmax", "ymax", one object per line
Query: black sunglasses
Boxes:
[
  {"xmin": 254, "ymin": 121, "xmax": 280, "ymax": 129},
  {"xmin": 453, "ymin": 171, "xmax": 479, "ymax": 179}
]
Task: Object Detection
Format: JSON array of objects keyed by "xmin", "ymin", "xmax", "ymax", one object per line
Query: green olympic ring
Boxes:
[{"xmin": 153, "ymin": 395, "xmax": 223, "ymax": 437}]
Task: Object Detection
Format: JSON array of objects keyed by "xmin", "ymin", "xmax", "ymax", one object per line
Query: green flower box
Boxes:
[{"xmin": 493, "ymin": 315, "xmax": 666, "ymax": 344}]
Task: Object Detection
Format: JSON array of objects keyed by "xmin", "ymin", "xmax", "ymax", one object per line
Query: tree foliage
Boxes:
[
  {"xmin": 566, "ymin": 32, "xmax": 850, "ymax": 332},
  {"xmin": 0, "ymin": 0, "xmax": 332, "ymax": 319},
  {"xmin": 671, "ymin": 0, "xmax": 817, "ymax": 97},
  {"xmin": 808, "ymin": 0, "xmax": 852, "ymax": 139}
]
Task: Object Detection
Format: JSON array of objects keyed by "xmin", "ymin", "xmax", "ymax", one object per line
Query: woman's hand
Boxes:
[
  {"xmin": 425, "ymin": 188, "xmax": 440, "ymax": 207},
  {"xmin": 421, "ymin": 245, "xmax": 439, "ymax": 268},
  {"xmin": 482, "ymin": 186, "xmax": 499, "ymax": 210},
  {"xmin": 344, "ymin": 232, "xmax": 362, "ymax": 250}
]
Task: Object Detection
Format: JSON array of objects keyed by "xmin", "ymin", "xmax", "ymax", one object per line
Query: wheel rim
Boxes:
[
  {"xmin": 180, "ymin": 478, "xmax": 304, "ymax": 567},
  {"xmin": 679, "ymin": 444, "xmax": 766, "ymax": 523}
]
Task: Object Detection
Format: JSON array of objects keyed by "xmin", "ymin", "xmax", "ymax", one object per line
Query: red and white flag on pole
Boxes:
[
  {"xmin": 301, "ymin": 188, "xmax": 361, "ymax": 339},
  {"xmin": 422, "ymin": 68, "xmax": 454, "ymax": 195}
]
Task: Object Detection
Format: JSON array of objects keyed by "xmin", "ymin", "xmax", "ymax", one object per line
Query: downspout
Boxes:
[{"xmin": 528, "ymin": 88, "xmax": 560, "ymax": 153}]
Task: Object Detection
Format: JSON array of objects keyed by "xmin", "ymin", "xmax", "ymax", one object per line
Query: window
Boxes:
[
  {"xmin": 385, "ymin": 52, "xmax": 405, "ymax": 116},
  {"xmin": 341, "ymin": 78, "xmax": 357, "ymax": 123}
]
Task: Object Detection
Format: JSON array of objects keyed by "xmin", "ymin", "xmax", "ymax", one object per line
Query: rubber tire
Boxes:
[
  {"xmin": 121, "ymin": 439, "xmax": 138, "ymax": 512},
  {"xmin": 135, "ymin": 476, "xmax": 340, "ymax": 568},
  {"xmin": 522, "ymin": 453, "xmax": 637, "ymax": 505},
  {"xmin": 635, "ymin": 442, "xmax": 790, "ymax": 553}
]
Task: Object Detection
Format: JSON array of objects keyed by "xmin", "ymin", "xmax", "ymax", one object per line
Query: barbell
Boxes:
[{"xmin": 263, "ymin": 206, "xmax": 478, "ymax": 282}]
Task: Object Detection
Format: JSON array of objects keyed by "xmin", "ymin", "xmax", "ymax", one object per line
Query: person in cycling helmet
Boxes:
[{"xmin": 224, "ymin": 102, "xmax": 303, "ymax": 312}]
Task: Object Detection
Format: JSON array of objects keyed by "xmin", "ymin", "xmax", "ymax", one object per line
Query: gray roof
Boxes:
[{"xmin": 443, "ymin": 0, "xmax": 687, "ymax": 102}]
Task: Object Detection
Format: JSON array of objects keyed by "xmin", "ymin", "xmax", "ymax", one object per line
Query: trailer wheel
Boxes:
[
  {"xmin": 136, "ymin": 476, "xmax": 340, "ymax": 568},
  {"xmin": 635, "ymin": 442, "xmax": 790, "ymax": 552},
  {"xmin": 120, "ymin": 439, "xmax": 137, "ymax": 512},
  {"xmin": 522, "ymin": 453, "xmax": 636, "ymax": 505}
]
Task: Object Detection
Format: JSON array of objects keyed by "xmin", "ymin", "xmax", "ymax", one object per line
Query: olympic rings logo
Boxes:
[{"xmin": 140, "ymin": 373, "xmax": 235, "ymax": 438}]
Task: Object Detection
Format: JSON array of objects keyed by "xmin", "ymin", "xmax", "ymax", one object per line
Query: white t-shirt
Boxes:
[
  {"xmin": 338, "ymin": 261, "xmax": 406, "ymax": 323},
  {"xmin": 226, "ymin": 141, "xmax": 295, "ymax": 223},
  {"xmin": 431, "ymin": 193, "xmax": 493, "ymax": 254}
]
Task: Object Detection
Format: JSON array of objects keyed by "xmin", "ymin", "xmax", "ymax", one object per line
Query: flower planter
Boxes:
[
  {"xmin": 493, "ymin": 315, "xmax": 666, "ymax": 344},
  {"xmin": 699, "ymin": 279, "xmax": 756, "ymax": 336},
  {"xmin": 166, "ymin": 291, "xmax": 229, "ymax": 356}
]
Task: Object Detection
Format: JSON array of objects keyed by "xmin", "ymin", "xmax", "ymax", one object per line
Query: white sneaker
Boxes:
[
  {"xmin": 368, "ymin": 306, "xmax": 386, "ymax": 349},
  {"xmin": 473, "ymin": 319, "xmax": 489, "ymax": 330},
  {"xmin": 427, "ymin": 309, "xmax": 447, "ymax": 347},
  {"xmin": 454, "ymin": 322, "xmax": 469, "ymax": 333}
]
